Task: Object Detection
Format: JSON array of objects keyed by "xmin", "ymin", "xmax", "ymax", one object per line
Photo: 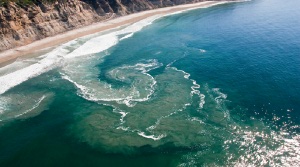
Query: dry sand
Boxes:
[{"xmin": 0, "ymin": 1, "xmax": 231, "ymax": 65}]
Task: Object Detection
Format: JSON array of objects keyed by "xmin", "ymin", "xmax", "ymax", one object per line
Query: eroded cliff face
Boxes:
[{"xmin": 0, "ymin": 0, "xmax": 210, "ymax": 51}]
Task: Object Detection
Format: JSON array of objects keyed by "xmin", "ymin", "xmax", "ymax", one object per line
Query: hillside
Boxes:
[{"xmin": 0, "ymin": 0, "xmax": 223, "ymax": 51}]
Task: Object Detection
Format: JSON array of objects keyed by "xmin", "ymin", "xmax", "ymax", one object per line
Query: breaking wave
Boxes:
[
  {"xmin": 0, "ymin": 16, "xmax": 160, "ymax": 95},
  {"xmin": 0, "ymin": 42, "xmax": 74, "ymax": 95}
]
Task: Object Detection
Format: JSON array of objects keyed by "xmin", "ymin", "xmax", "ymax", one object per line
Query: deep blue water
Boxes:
[{"xmin": 0, "ymin": 0, "xmax": 299, "ymax": 166}]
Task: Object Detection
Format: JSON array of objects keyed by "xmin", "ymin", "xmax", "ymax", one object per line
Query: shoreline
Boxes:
[{"xmin": 0, "ymin": 1, "xmax": 232, "ymax": 65}]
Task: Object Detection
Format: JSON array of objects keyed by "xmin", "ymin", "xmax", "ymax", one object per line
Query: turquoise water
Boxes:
[{"xmin": 1, "ymin": 0, "xmax": 300, "ymax": 166}]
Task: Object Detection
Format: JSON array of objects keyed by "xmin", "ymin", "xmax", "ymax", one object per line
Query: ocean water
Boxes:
[{"xmin": 0, "ymin": 0, "xmax": 300, "ymax": 166}]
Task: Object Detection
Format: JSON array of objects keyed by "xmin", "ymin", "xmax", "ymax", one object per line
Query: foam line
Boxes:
[
  {"xmin": 61, "ymin": 59, "xmax": 161, "ymax": 107},
  {"xmin": 167, "ymin": 66, "xmax": 206, "ymax": 109},
  {"xmin": 13, "ymin": 95, "xmax": 46, "ymax": 118},
  {"xmin": 137, "ymin": 131, "xmax": 166, "ymax": 141},
  {"xmin": 0, "ymin": 2, "xmax": 227, "ymax": 95},
  {"xmin": 0, "ymin": 16, "xmax": 159, "ymax": 95},
  {"xmin": 65, "ymin": 16, "xmax": 160, "ymax": 59},
  {"xmin": 119, "ymin": 33, "xmax": 134, "ymax": 41},
  {"xmin": 0, "ymin": 42, "xmax": 73, "ymax": 95},
  {"xmin": 213, "ymin": 88, "xmax": 228, "ymax": 104},
  {"xmin": 65, "ymin": 34, "xmax": 119, "ymax": 59}
]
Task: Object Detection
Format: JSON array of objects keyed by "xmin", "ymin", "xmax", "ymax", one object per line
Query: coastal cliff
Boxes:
[{"xmin": 0, "ymin": 0, "xmax": 220, "ymax": 52}]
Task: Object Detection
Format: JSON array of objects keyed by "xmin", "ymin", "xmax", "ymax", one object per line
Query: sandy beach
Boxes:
[{"xmin": 0, "ymin": 1, "xmax": 230, "ymax": 65}]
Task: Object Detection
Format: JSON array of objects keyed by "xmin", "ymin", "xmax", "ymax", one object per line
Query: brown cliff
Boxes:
[{"xmin": 0, "ymin": 0, "xmax": 220, "ymax": 51}]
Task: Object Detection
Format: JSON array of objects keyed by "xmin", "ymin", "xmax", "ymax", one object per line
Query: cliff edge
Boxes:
[{"xmin": 0, "ymin": 0, "xmax": 222, "ymax": 52}]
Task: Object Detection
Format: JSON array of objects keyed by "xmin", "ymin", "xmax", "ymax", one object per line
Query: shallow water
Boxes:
[{"xmin": 0, "ymin": 0, "xmax": 300, "ymax": 166}]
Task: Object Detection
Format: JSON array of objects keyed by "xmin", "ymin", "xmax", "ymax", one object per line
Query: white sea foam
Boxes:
[
  {"xmin": 213, "ymin": 88, "xmax": 227, "ymax": 103},
  {"xmin": 116, "ymin": 126, "xmax": 130, "ymax": 131},
  {"xmin": 119, "ymin": 33, "xmax": 134, "ymax": 40},
  {"xmin": 178, "ymin": 103, "xmax": 192, "ymax": 112},
  {"xmin": 119, "ymin": 111, "xmax": 128, "ymax": 123},
  {"xmin": 0, "ymin": 0, "xmax": 235, "ymax": 96},
  {"xmin": 0, "ymin": 16, "xmax": 160, "ymax": 95},
  {"xmin": 0, "ymin": 98, "xmax": 7, "ymax": 116},
  {"xmin": 115, "ymin": 124, "xmax": 166, "ymax": 140},
  {"xmin": 120, "ymin": 59, "xmax": 163, "ymax": 73},
  {"xmin": 112, "ymin": 108, "xmax": 129, "ymax": 124},
  {"xmin": 65, "ymin": 34, "xmax": 119, "ymax": 59},
  {"xmin": 117, "ymin": 16, "xmax": 160, "ymax": 35},
  {"xmin": 199, "ymin": 94, "xmax": 206, "ymax": 109},
  {"xmin": 137, "ymin": 131, "xmax": 166, "ymax": 141},
  {"xmin": 65, "ymin": 15, "xmax": 160, "ymax": 59},
  {"xmin": 62, "ymin": 59, "xmax": 161, "ymax": 107},
  {"xmin": 1, "ymin": 4, "xmax": 220, "ymax": 96},
  {"xmin": 0, "ymin": 41, "xmax": 77, "ymax": 95},
  {"xmin": 199, "ymin": 49, "xmax": 206, "ymax": 53},
  {"xmin": 162, "ymin": 1, "xmax": 231, "ymax": 18},
  {"xmin": 0, "ymin": 92, "xmax": 53, "ymax": 122},
  {"xmin": 120, "ymin": 99, "xmax": 137, "ymax": 107},
  {"xmin": 0, "ymin": 60, "xmax": 35, "ymax": 76},
  {"xmin": 168, "ymin": 66, "xmax": 205, "ymax": 109},
  {"xmin": 210, "ymin": 88, "xmax": 230, "ymax": 119},
  {"xmin": 0, "ymin": 1, "xmax": 233, "ymax": 99},
  {"xmin": 188, "ymin": 117, "xmax": 205, "ymax": 124},
  {"xmin": 13, "ymin": 95, "xmax": 46, "ymax": 118},
  {"xmin": 114, "ymin": 60, "xmax": 161, "ymax": 104},
  {"xmin": 61, "ymin": 74, "xmax": 102, "ymax": 101},
  {"xmin": 146, "ymin": 111, "xmax": 177, "ymax": 131}
]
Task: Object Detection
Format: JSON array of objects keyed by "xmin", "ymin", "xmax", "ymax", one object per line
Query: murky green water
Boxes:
[{"xmin": 1, "ymin": 0, "xmax": 300, "ymax": 166}]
